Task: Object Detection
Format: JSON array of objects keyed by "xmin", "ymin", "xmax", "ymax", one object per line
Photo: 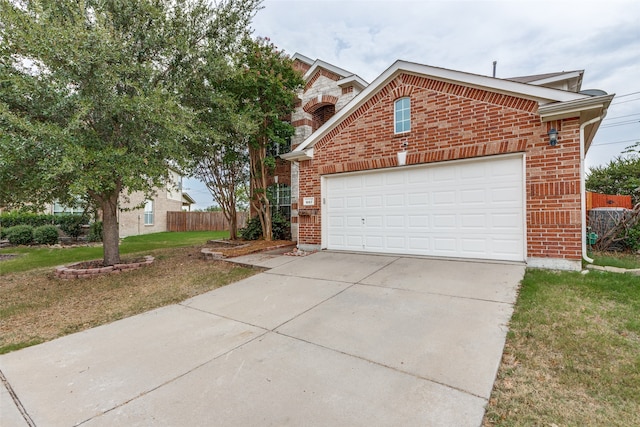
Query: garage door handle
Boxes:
[{"xmin": 361, "ymin": 218, "xmax": 365, "ymax": 224}]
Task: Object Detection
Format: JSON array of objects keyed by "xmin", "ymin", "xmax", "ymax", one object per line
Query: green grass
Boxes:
[
  {"xmin": 591, "ymin": 251, "xmax": 640, "ymax": 269},
  {"xmin": 485, "ymin": 269, "xmax": 640, "ymax": 426},
  {"xmin": 0, "ymin": 231, "xmax": 228, "ymax": 275}
]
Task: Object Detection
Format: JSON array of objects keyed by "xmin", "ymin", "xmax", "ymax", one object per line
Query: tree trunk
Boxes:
[
  {"xmin": 249, "ymin": 142, "xmax": 273, "ymax": 241},
  {"xmin": 228, "ymin": 196, "xmax": 238, "ymax": 240},
  {"xmin": 101, "ymin": 193, "xmax": 121, "ymax": 266}
]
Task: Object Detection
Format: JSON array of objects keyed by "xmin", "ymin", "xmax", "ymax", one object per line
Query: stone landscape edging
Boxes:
[{"xmin": 55, "ymin": 255, "xmax": 154, "ymax": 280}]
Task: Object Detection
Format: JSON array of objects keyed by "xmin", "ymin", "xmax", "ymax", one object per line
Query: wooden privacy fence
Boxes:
[
  {"xmin": 586, "ymin": 191, "xmax": 632, "ymax": 210},
  {"xmin": 167, "ymin": 211, "xmax": 248, "ymax": 232}
]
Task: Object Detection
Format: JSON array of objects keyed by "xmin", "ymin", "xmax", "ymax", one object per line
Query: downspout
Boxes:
[{"xmin": 580, "ymin": 114, "xmax": 605, "ymax": 264}]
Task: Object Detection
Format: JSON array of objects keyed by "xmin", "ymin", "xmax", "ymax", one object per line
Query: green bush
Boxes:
[
  {"xmin": 271, "ymin": 210, "xmax": 291, "ymax": 241},
  {"xmin": 239, "ymin": 216, "xmax": 262, "ymax": 240},
  {"xmin": 88, "ymin": 221, "xmax": 103, "ymax": 242},
  {"xmin": 239, "ymin": 210, "xmax": 290, "ymax": 241},
  {"xmin": 625, "ymin": 223, "xmax": 640, "ymax": 251},
  {"xmin": 0, "ymin": 228, "xmax": 7, "ymax": 240},
  {"xmin": 0, "ymin": 212, "xmax": 55, "ymax": 228},
  {"xmin": 6, "ymin": 225, "xmax": 34, "ymax": 245},
  {"xmin": 57, "ymin": 214, "xmax": 88, "ymax": 240},
  {"xmin": 33, "ymin": 225, "xmax": 60, "ymax": 245}
]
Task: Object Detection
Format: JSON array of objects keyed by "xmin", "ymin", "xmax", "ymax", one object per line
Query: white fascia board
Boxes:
[
  {"xmin": 337, "ymin": 75, "xmax": 369, "ymax": 90},
  {"xmin": 281, "ymin": 148, "xmax": 313, "ymax": 162},
  {"xmin": 527, "ymin": 70, "xmax": 584, "ymax": 86},
  {"xmin": 292, "ymin": 60, "xmax": 590, "ymax": 154},
  {"xmin": 292, "ymin": 53, "xmax": 314, "ymax": 66},
  {"xmin": 539, "ymin": 94, "xmax": 614, "ymax": 122},
  {"xmin": 303, "ymin": 59, "xmax": 355, "ymax": 80}
]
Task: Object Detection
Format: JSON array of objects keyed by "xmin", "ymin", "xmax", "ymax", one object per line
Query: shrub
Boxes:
[
  {"xmin": 34, "ymin": 225, "xmax": 60, "ymax": 245},
  {"xmin": 239, "ymin": 216, "xmax": 262, "ymax": 240},
  {"xmin": 239, "ymin": 210, "xmax": 291, "ymax": 241},
  {"xmin": 6, "ymin": 225, "xmax": 34, "ymax": 245},
  {"xmin": 271, "ymin": 210, "xmax": 291, "ymax": 241},
  {"xmin": 57, "ymin": 214, "xmax": 88, "ymax": 240},
  {"xmin": 0, "ymin": 212, "xmax": 55, "ymax": 228},
  {"xmin": 88, "ymin": 221, "xmax": 103, "ymax": 242}
]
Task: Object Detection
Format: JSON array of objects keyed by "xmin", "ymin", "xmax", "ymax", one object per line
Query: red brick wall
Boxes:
[{"xmin": 297, "ymin": 73, "xmax": 583, "ymax": 261}]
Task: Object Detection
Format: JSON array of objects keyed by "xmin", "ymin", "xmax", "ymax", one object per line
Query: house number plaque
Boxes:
[{"xmin": 303, "ymin": 197, "xmax": 315, "ymax": 206}]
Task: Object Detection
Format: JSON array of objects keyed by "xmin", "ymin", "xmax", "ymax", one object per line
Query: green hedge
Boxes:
[
  {"xmin": 0, "ymin": 212, "xmax": 56, "ymax": 228},
  {"xmin": 34, "ymin": 225, "xmax": 60, "ymax": 245},
  {"xmin": 6, "ymin": 225, "xmax": 34, "ymax": 245}
]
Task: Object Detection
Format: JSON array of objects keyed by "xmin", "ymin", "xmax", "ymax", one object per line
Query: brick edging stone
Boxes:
[{"xmin": 55, "ymin": 255, "xmax": 154, "ymax": 280}]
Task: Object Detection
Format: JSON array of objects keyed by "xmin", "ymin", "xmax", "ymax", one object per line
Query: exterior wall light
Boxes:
[
  {"xmin": 397, "ymin": 140, "xmax": 408, "ymax": 166},
  {"xmin": 548, "ymin": 128, "xmax": 558, "ymax": 146}
]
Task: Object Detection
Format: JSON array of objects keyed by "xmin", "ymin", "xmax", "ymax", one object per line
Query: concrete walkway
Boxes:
[{"xmin": 1, "ymin": 251, "xmax": 524, "ymax": 426}]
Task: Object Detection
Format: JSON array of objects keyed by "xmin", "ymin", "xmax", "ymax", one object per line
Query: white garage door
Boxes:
[{"xmin": 324, "ymin": 155, "xmax": 525, "ymax": 261}]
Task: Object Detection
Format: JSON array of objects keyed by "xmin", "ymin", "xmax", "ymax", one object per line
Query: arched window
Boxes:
[{"xmin": 394, "ymin": 97, "xmax": 411, "ymax": 134}]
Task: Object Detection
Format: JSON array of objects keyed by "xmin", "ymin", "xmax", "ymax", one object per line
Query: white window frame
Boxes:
[
  {"xmin": 144, "ymin": 200, "xmax": 154, "ymax": 225},
  {"xmin": 394, "ymin": 97, "xmax": 411, "ymax": 134}
]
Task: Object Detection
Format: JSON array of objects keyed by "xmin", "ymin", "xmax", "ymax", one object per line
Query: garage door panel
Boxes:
[
  {"xmin": 433, "ymin": 191, "xmax": 456, "ymax": 205},
  {"xmin": 346, "ymin": 216, "xmax": 363, "ymax": 227},
  {"xmin": 408, "ymin": 215, "xmax": 429, "ymax": 228},
  {"xmin": 387, "ymin": 215, "xmax": 405, "ymax": 228},
  {"xmin": 460, "ymin": 189, "xmax": 486, "ymax": 205},
  {"xmin": 407, "ymin": 193, "xmax": 429, "ymax": 206},
  {"xmin": 325, "ymin": 156, "xmax": 524, "ymax": 261},
  {"xmin": 385, "ymin": 194, "xmax": 405, "ymax": 206},
  {"xmin": 461, "ymin": 213, "xmax": 487, "ymax": 229},
  {"xmin": 433, "ymin": 214, "xmax": 456, "ymax": 229},
  {"xmin": 365, "ymin": 195, "xmax": 383, "ymax": 208}
]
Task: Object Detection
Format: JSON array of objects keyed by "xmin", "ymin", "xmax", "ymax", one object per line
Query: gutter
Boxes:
[{"xmin": 580, "ymin": 115, "xmax": 606, "ymax": 264}]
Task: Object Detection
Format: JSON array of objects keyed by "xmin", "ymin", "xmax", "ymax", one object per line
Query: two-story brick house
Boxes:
[{"xmin": 281, "ymin": 55, "xmax": 612, "ymax": 271}]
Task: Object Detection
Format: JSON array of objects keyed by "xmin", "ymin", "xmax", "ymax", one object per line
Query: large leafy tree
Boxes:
[
  {"xmin": 0, "ymin": 0, "xmax": 260, "ymax": 264},
  {"xmin": 587, "ymin": 154, "xmax": 640, "ymax": 204},
  {"xmin": 232, "ymin": 38, "xmax": 303, "ymax": 240}
]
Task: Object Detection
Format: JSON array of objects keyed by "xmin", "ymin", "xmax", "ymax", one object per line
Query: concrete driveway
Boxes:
[{"xmin": 1, "ymin": 251, "xmax": 524, "ymax": 426}]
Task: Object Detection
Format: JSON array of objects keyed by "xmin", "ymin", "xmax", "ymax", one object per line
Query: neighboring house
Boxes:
[
  {"xmin": 281, "ymin": 56, "xmax": 613, "ymax": 271},
  {"xmin": 118, "ymin": 170, "xmax": 184, "ymax": 237},
  {"xmin": 50, "ymin": 170, "xmax": 189, "ymax": 238}
]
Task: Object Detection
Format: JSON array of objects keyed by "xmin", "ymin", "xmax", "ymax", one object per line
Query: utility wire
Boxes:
[{"xmin": 591, "ymin": 139, "xmax": 639, "ymax": 147}]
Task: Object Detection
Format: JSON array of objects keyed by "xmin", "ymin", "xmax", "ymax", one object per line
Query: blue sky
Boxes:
[{"xmin": 185, "ymin": 0, "xmax": 640, "ymax": 210}]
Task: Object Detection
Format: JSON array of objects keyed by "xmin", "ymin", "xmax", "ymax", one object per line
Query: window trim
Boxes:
[
  {"xmin": 144, "ymin": 200, "xmax": 154, "ymax": 226},
  {"xmin": 394, "ymin": 97, "xmax": 411, "ymax": 134}
]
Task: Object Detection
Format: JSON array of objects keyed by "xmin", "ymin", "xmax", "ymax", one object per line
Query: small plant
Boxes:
[
  {"xmin": 239, "ymin": 216, "xmax": 263, "ymax": 240},
  {"xmin": 239, "ymin": 210, "xmax": 290, "ymax": 241},
  {"xmin": 6, "ymin": 225, "xmax": 35, "ymax": 245},
  {"xmin": 34, "ymin": 225, "xmax": 60, "ymax": 245},
  {"xmin": 88, "ymin": 221, "xmax": 103, "ymax": 242},
  {"xmin": 57, "ymin": 214, "xmax": 88, "ymax": 240}
]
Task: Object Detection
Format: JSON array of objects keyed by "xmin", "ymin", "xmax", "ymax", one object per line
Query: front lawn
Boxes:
[
  {"xmin": 0, "ymin": 231, "xmax": 228, "ymax": 275},
  {"xmin": 0, "ymin": 244, "xmax": 257, "ymax": 354},
  {"xmin": 484, "ymin": 268, "xmax": 640, "ymax": 426}
]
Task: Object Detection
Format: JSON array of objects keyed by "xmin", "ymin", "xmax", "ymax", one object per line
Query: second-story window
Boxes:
[{"xmin": 394, "ymin": 97, "xmax": 411, "ymax": 134}]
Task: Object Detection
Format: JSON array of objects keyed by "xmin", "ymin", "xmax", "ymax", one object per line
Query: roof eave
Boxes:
[
  {"xmin": 281, "ymin": 148, "xmax": 313, "ymax": 162},
  {"xmin": 291, "ymin": 60, "xmax": 591, "ymax": 155},
  {"xmin": 539, "ymin": 94, "xmax": 614, "ymax": 122}
]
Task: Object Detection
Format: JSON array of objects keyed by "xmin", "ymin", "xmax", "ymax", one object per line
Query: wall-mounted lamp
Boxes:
[
  {"xmin": 548, "ymin": 128, "xmax": 558, "ymax": 146},
  {"xmin": 397, "ymin": 140, "xmax": 408, "ymax": 166}
]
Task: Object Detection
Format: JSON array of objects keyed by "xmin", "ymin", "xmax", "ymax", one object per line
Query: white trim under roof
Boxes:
[
  {"xmin": 292, "ymin": 53, "xmax": 314, "ymax": 66},
  {"xmin": 304, "ymin": 59, "xmax": 357, "ymax": 80},
  {"xmin": 527, "ymin": 70, "xmax": 583, "ymax": 87},
  {"xmin": 290, "ymin": 60, "xmax": 591, "ymax": 154},
  {"xmin": 337, "ymin": 75, "xmax": 368, "ymax": 91},
  {"xmin": 539, "ymin": 93, "xmax": 614, "ymax": 122}
]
